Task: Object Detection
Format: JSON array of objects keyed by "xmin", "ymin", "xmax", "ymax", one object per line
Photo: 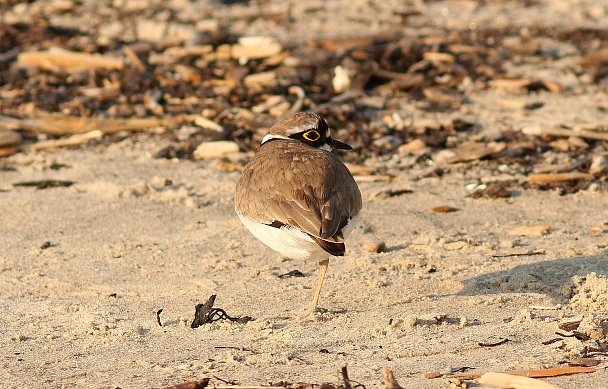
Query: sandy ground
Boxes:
[
  {"xmin": 2, "ymin": 138, "xmax": 608, "ymax": 389},
  {"xmin": 2, "ymin": 1, "xmax": 608, "ymax": 388}
]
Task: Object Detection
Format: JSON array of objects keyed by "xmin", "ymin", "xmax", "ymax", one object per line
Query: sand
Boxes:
[{"xmin": 1, "ymin": 1, "xmax": 608, "ymax": 388}]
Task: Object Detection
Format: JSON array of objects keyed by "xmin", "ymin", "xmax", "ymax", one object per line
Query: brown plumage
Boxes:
[
  {"xmin": 234, "ymin": 112, "xmax": 362, "ymax": 316},
  {"xmin": 235, "ymin": 139, "xmax": 361, "ymax": 255}
]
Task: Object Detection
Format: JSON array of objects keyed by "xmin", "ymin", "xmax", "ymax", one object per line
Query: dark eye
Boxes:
[{"xmin": 303, "ymin": 130, "xmax": 320, "ymax": 142}]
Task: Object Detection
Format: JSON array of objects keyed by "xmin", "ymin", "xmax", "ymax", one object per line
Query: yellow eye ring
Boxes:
[{"xmin": 303, "ymin": 130, "xmax": 320, "ymax": 142}]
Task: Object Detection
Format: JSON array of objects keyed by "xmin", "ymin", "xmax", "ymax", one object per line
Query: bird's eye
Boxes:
[{"xmin": 303, "ymin": 130, "xmax": 320, "ymax": 141}]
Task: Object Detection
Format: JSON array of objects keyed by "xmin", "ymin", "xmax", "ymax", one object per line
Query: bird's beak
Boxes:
[{"xmin": 327, "ymin": 137, "xmax": 353, "ymax": 150}]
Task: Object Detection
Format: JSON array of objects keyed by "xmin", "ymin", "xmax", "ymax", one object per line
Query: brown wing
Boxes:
[{"xmin": 235, "ymin": 141, "xmax": 362, "ymax": 246}]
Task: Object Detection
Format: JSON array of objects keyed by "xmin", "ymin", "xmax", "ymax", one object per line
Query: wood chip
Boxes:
[
  {"xmin": 490, "ymin": 78, "xmax": 562, "ymax": 92},
  {"xmin": 579, "ymin": 47, "xmax": 608, "ymax": 68},
  {"xmin": 308, "ymin": 36, "xmax": 376, "ymax": 51},
  {"xmin": 193, "ymin": 141, "xmax": 240, "ymax": 159},
  {"xmin": 557, "ymin": 317, "xmax": 582, "ymax": 332},
  {"xmin": 243, "ymin": 71, "xmax": 277, "ymax": 88},
  {"xmin": 0, "ymin": 114, "xmax": 197, "ymax": 136},
  {"xmin": 0, "ymin": 130, "xmax": 22, "ymax": 147},
  {"xmin": 195, "ymin": 117, "xmax": 223, "ymax": 132},
  {"xmin": 369, "ymin": 187, "xmax": 413, "ymax": 200},
  {"xmin": 423, "ymin": 87, "xmax": 464, "ymax": 106},
  {"xmin": 432, "ymin": 206, "xmax": 458, "ymax": 213},
  {"xmin": 354, "ymin": 175, "xmax": 394, "ymax": 183},
  {"xmin": 521, "ymin": 126, "xmax": 608, "ymax": 142},
  {"xmin": 398, "ymin": 139, "xmax": 427, "ymax": 153},
  {"xmin": 508, "ymin": 225, "xmax": 551, "ymax": 236},
  {"xmin": 231, "ymin": 37, "xmax": 282, "ymax": 60},
  {"xmin": 491, "ymin": 78, "xmax": 536, "ymax": 90},
  {"xmin": 0, "ymin": 147, "xmax": 19, "ymax": 157},
  {"xmin": 163, "ymin": 45, "xmax": 214, "ymax": 58},
  {"xmin": 25, "ymin": 130, "xmax": 103, "ymax": 151},
  {"xmin": 18, "ymin": 47, "xmax": 123, "ymax": 72},
  {"xmin": 568, "ymin": 357, "xmax": 600, "ymax": 367},
  {"xmin": 446, "ymin": 366, "xmax": 596, "ymax": 380},
  {"xmin": 448, "ymin": 141, "xmax": 505, "ymax": 163},
  {"xmin": 423, "ymin": 52, "xmax": 455, "ymax": 62},
  {"xmin": 526, "ymin": 172, "xmax": 594, "ymax": 183},
  {"xmin": 215, "ymin": 162, "xmax": 244, "ymax": 172},
  {"xmin": 479, "ymin": 372, "xmax": 562, "ymax": 389}
]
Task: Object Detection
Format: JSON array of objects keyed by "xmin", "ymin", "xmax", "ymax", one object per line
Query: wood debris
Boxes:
[
  {"xmin": 18, "ymin": 47, "xmax": 124, "ymax": 72},
  {"xmin": 25, "ymin": 130, "xmax": 103, "ymax": 151},
  {"xmin": 190, "ymin": 295, "xmax": 252, "ymax": 328},
  {"xmin": 526, "ymin": 172, "xmax": 594, "ymax": 183},
  {"xmin": 13, "ymin": 180, "xmax": 75, "ymax": 189},
  {"xmin": 231, "ymin": 36, "xmax": 283, "ymax": 60},
  {"xmin": 508, "ymin": 225, "xmax": 551, "ymax": 236},
  {"xmin": 557, "ymin": 317, "xmax": 583, "ymax": 332},
  {"xmin": 490, "ymin": 78, "xmax": 562, "ymax": 92},
  {"xmin": 0, "ymin": 130, "xmax": 22, "ymax": 147},
  {"xmin": 479, "ymin": 372, "xmax": 562, "ymax": 389},
  {"xmin": 522, "ymin": 126, "xmax": 608, "ymax": 142},
  {"xmin": 0, "ymin": 114, "xmax": 197, "ymax": 136},
  {"xmin": 432, "ymin": 206, "xmax": 458, "ymax": 213},
  {"xmin": 161, "ymin": 378, "xmax": 210, "ymax": 389},
  {"xmin": 193, "ymin": 141, "xmax": 240, "ymax": 159},
  {"xmin": 444, "ymin": 366, "xmax": 596, "ymax": 380},
  {"xmin": 369, "ymin": 187, "xmax": 413, "ymax": 200}
]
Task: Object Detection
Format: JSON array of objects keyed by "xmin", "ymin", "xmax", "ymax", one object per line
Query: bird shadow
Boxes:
[{"xmin": 455, "ymin": 249, "xmax": 608, "ymax": 301}]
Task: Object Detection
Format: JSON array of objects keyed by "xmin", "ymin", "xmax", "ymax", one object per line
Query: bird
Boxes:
[{"xmin": 234, "ymin": 112, "xmax": 362, "ymax": 317}]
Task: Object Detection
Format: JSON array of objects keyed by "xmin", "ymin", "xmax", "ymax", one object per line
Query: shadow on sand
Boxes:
[{"xmin": 456, "ymin": 250, "xmax": 608, "ymax": 301}]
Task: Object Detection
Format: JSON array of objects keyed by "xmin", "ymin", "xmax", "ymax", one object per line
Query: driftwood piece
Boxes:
[
  {"xmin": 522, "ymin": 126, "xmax": 608, "ymax": 142},
  {"xmin": 445, "ymin": 366, "xmax": 596, "ymax": 380},
  {"xmin": 231, "ymin": 36, "xmax": 282, "ymax": 60},
  {"xmin": 508, "ymin": 225, "xmax": 551, "ymax": 236},
  {"xmin": 25, "ymin": 130, "xmax": 103, "ymax": 151},
  {"xmin": 491, "ymin": 78, "xmax": 562, "ymax": 92},
  {"xmin": 479, "ymin": 372, "xmax": 562, "ymax": 389},
  {"xmin": 161, "ymin": 378, "xmax": 210, "ymax": 389},
  {"xmin": 0, "ymin": 130, "xmax": 22, "ymax": 147},
  {"xmin": 0, "ymin": 147, "xmax": 19, "ymax": 157},
  {"xmin": 18, "ymin": 47, "xmax": 124, "ymax": 72},
  {"xmin": 0, "ymin": 114, "xmax": 197, "ymax": 136},
  {"xmin": 526, "ymin": 172, "xmax": 594, "ymax": 183}
]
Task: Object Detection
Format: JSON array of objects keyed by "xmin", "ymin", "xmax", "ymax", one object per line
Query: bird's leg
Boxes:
[{"xmin": 301, "ymin": 258, "xmax": 329, "ymax": 317}]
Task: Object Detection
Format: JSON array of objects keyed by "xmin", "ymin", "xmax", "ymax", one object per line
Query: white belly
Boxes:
[{"xmin": 237, "ymin": 214, "xmax": 329, "ymax": 261}]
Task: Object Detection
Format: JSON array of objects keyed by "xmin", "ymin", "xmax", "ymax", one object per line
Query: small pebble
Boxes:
[
  {"xmin": 363, "ymin": 242, "xmax": 386, "ymax": 253},
  {"xmin": 590, "ymin": 155, "xmax": 608, "ymax": 176}
]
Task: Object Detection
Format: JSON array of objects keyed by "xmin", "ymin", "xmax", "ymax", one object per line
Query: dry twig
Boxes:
[
  {"xmin": 522, "ymin": 126, "xmax": 608, "ymax": 142},
  {"xmin": 0, "ymin": 114, "xmax": 197, "ymax": 136}
]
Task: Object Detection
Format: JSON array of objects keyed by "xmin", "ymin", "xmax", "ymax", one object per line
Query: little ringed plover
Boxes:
[{"xmin": 235, "ymin": 112, "xmax": 362, "ymax": 317}]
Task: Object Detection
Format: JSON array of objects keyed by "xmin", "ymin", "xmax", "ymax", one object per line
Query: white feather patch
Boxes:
[{"xmin": 238, "ymin": 214, "xmax": 328, "ymax": 261}]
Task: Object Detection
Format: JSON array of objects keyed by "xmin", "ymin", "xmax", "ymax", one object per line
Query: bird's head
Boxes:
[{"xmin": 261, "ymin": 112, "xmax": 352, "ymax": 151}]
